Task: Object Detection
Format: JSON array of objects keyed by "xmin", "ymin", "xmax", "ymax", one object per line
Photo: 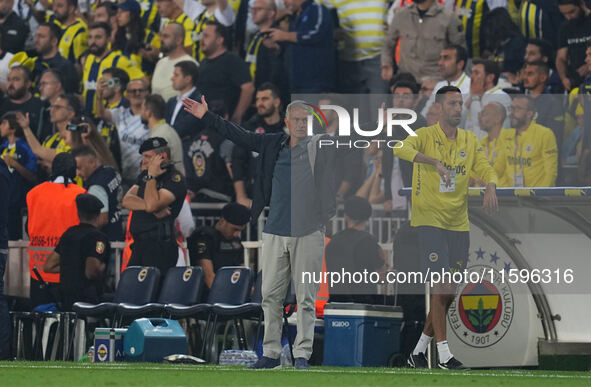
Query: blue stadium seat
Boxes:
[
  {"xmin": 164, "ymin": 266, "xmax": 252, "ymax": 358},
  {"xmin": 115, "ymin": 266, "xmax": 204, "ymax": 325},
  {"xmin": 72, "ymin": 266, "xmax": 160, "ymax": 326}
]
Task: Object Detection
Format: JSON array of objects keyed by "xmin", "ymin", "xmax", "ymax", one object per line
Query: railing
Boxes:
[{"xmin": 5, "ymin": 203, "xmax": 407, "ymax": 299}]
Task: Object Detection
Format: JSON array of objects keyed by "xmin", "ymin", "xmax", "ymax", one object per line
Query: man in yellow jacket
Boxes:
[
  {"xmin": 500, "ymin": 95, "xmax": 558, "ymax": 187},
  {"xmin": 394, "ymin": 85, "xmax": 498, "ymax": 370}
]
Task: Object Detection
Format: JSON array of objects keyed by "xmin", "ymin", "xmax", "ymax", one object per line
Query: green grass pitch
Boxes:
[{"xmin": 1, "ymin": 362, "xmax": 590, "ymax": 386}]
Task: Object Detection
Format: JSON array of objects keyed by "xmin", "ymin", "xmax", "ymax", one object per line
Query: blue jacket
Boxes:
[{"xmin": 285, "ymin": 0, "xmax": 335, "ymax": 93}]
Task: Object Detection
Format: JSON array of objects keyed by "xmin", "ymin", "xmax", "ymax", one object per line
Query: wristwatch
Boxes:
[
  {"xmin": 471, "ymin": 95, "xmax": 481, "ymax": 102},
  {"xmin": 144, "ymin": 174, "xmax": 156, "ymax": 181}
]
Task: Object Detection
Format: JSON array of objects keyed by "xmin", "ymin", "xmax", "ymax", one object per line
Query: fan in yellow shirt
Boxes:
[
  {"xmin": 500, "ymin": 95, "xmax": 558, "ymax": 187},
  {"xmin": 474, "ymin": 101, "xmax": 512, "ymax": 187},
  {"xmin": 394, "ymin": 86, "xmax": 498, "ymax": 371}
]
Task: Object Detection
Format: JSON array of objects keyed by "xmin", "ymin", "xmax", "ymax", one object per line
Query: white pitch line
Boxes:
[{"xmin": 0, "ymin": 364, "xmax": 590, "ymax": 379}]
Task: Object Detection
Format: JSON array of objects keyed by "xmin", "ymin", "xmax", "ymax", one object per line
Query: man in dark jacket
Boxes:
[{"xmin": 183, "ymin": 95, "xmax": 336, "ymax": 370}]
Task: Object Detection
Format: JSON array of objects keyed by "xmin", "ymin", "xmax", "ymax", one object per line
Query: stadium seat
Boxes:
[
  {"xmin": 72, "ymin": 266, "xmax": 161, "ymax": 327},
  {"xmin": 164, "ymin": 266, "xmax": 252, "ymax": 359},
  {"xmin": 115, "ymin": 266, "xmax": 204, "ymax": 326}
]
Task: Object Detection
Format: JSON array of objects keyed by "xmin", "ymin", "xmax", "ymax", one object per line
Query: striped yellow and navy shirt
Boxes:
[
  {"xmin": 520, "ymin": 0, "xmax": 543, "ymax": 41},
  {"xmin": 82, "ymin": 51, "xmax": 144, "ymax": 117},
  {"xmin": 319, "ymin": 0, "xmax": 387, "ymax": 61},
  {"xmin": 140, "ymin": 0, "xmax": 161, "ymax": 32},
  {"xmin": 455, "ymin": 0, "xmax": 488, "ymax": 59},
  {"xmin": 42, "ymin": 132, "xmax": 69, "ymax": 154},
  {"xmin": 47, "ymin": 15, "xmax": 88, "ymax": 63}
]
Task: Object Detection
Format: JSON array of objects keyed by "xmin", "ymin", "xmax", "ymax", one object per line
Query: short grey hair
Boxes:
[{"xmin": 285, "ymin": 100, "xmax": 309, "ymax": 119}]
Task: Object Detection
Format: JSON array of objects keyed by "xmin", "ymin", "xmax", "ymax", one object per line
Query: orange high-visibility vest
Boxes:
[
  {"xmin": 315, "ymin": 237, "xmax": 331, "ymax": 318},
  {"xmin": 26, "ymin": 182, "xmax": 86, "ymax": 283},
  {"xmin": 121, "ymin": 211, "xmax": 133, "ymax": 272}
]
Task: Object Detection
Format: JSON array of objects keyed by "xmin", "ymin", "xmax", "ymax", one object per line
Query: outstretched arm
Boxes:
[{"xmin": 183, "ymin": 96, "xmax": 265, "ymax": 152}]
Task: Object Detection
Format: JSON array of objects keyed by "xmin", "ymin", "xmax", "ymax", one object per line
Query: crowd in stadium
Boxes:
[{"xmin": 1, "ymin": 0, "xmax": 591, "ymax": 366}]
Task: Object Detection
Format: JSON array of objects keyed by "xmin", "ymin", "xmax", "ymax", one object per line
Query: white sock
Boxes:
[
  {"xmin": 412, "ymin": 333, "xmax": 433, "ymax": 355},
  {"xmin": 436, "ymin": 341, "xmax": 453, "ymax": 363}
]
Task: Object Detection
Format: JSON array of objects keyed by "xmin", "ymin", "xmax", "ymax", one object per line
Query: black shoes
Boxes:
[
  {"xmin": 438, "ymin": 357, "xmax": 470, "ymax": 370},
  {"xmin": 407, "ymin": 352, "xmax": 429, "ymax": 369}
]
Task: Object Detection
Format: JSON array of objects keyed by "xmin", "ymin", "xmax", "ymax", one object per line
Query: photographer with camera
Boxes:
[
  {"xmin": 64, "ymin": 116, "xmax": 119, "ymax": 171},
  {"xmin": 121, "ymin": 137, "xmax": 187, "ymax": 275}
]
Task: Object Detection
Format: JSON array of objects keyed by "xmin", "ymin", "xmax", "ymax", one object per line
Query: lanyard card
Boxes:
[{"xmin": 440, "ymin": 170, "xmax": 456, "ymax": 193}]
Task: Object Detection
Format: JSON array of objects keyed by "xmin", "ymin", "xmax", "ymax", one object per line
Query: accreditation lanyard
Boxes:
[
  {"xmin": 486, "ymin": 137, "xmax": 497, "ymax": 166},
  {"xmin": 436, "ymin": 127, "xmax": 461, "ymax": 193},
  {"xmin": 513, "ymin": 132, "xmax": 525, "ymax": 187}
]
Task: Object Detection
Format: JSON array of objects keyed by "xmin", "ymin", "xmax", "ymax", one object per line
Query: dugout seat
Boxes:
[
  {"xmin": 115, "ymin": 266, "xmax": 204, "ymax": 326},
  {"xmin": 72, "ymin": 266, "xmax": 160, "ymax": 326},
  {"xmin": 164, "ymin": 266, "xmax": 252, "ymax": 358}
]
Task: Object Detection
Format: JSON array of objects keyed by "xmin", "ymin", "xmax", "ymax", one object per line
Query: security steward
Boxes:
[
  {"xmin": 26, "ymin": 153, "xmax": 86, "ymax": 307},
  {"xmin": 188, "ymin": 202, "xmax": 251, "ymax": 289},
  {"xmin": 44, "ymin": 194, "xmax": 109, "ymax": 311},
  {"xmin": 121, "ymin": 137, "xmax": 186, "ymax": 275},
  {"xmin": 72, "ymin": 144, "xmax": 123, "ymax": 242}
]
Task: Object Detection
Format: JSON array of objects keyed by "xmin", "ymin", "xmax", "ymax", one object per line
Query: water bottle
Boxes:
[
  {"xmin": 280, "ymin": 344, "xmax": 292, "ymax": 367},
  {"xmin": 219, "ymin": 350, "xmax": 258, "ymax": 366},
  {"xmin": 87, "ymin": 346, "xmax": 95, "ymax": 363}
]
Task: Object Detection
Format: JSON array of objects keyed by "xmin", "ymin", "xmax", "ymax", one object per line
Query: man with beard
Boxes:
[
  {"xmin": 81, "ymin": 22, "xmax": 143, "ymax": 118},
  {"xmin": 198, "ymin": 21, "xmax": 254, "ymax": 124},
  {"xmin": 381, "ymin": 0, "xmax": 465, "ymax": 82},
  {"xmin": 50, "ymin": 0, "xmax": 88, "ymax": 64},
  {"xmin": 183, "ymin": 0, "xmax": 235, "ymax": 61},
  {"xmin": 0, "ymin": 66, "xmax": 46, "ymax": 139},
  {"xmin": 152, "ymin": 22, "xmax": 198, "ymax": 102},
  {"xmin": 500, "ymin": 95, "xmax": 558, "ymax": 187},
  {"xmin": 0, "ymin": 0, "xmax": 29, "ymax": 54},
  {"xmin": 32, "ymin": 23, "xmax": 79, "ymax": 93},
  {"xmin": 421, "ymin": 45, "xmax": 470, "ymax": 118},
  {"xmin": 395, "ymin": 86, "xmax": 498, "ymax": 370},
  {"xmin": 231, "ymin": 82, "xmax": 284, "ymax": 207},
  {"xmin": 521, "ymin": 61, "xmax": 565, "ymax": 149},
  {"xmin": 157, "ymin": 0, "xmax": 199, "ymax": 57},
  {"xmin": 556, "ymin": 0, "xmax": 591, "ymax": 90}
]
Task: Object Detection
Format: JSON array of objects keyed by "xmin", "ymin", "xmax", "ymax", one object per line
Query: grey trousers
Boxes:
[{"xmin": 261, "ymin": 230, "xmax": 325, "ymax": 360}]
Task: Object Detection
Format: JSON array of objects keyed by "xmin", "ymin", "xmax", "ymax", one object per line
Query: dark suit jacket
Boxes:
[{"xmin": 165, "ymin": 88, "xmax": 204, "ymax": 140}]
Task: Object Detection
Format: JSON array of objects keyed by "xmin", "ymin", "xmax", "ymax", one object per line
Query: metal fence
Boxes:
[{"xmin": 5, "ymin": 203, "xmax": 407, "ymax": 299}]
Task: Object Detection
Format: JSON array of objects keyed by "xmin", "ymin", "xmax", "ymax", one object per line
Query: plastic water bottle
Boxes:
[
  {"xmin": 87, "ymin": 346, "xmax": 95, "ymax": 363},
  {"xmin": 280, "ymin": 344, "xmax": 292, "ymax": 367},
  {"xmin": 218, "ymin": 350, "xmax": 258, "ymax": 366}
]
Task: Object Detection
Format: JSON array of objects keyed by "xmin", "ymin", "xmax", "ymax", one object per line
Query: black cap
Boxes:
[
  {"xmin": 76, "ymin": 193, "xmax": 104, "ymax": 214},
  {"xmin": 222, "ymin": 202, "xmax": 251, "ymax": 226},
  {"xmin": 51, "ymin": 152, "xmax": 77, "ymax": 180},
  {"xmin": 139, "ymin": 137, "xmax": 168, "ymax": 154},
  {"xmin": 344, "ymin": 196, "xmax": 372, "ymax": 221}
]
